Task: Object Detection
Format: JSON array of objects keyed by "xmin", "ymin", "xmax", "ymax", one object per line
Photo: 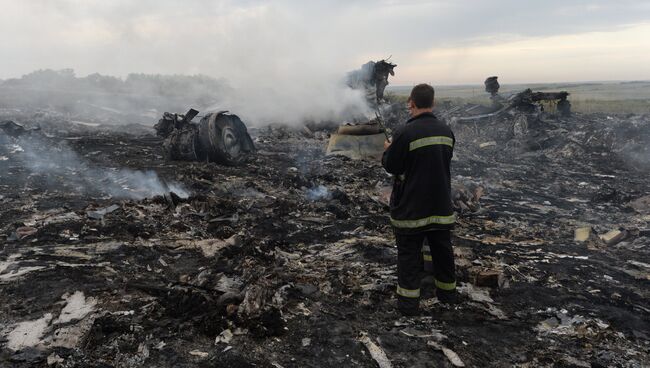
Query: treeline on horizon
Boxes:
[{"xmin": 0, "ymin": 69, "xmax": 235, "ymax": 118}]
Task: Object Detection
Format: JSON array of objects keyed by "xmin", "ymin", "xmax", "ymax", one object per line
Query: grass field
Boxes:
[{"xmin": 387, "ymin": 81, "xmax": 650, "ymax": 114}]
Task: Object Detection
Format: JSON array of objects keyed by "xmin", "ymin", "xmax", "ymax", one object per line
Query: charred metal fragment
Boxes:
[
  {"xmin": 484, "ymin": 76, "xmax": 504, "ymax": 108},
  {"xmin": 347, "ymin": 59, "xmax": 397, "ymax": 105},
  {"xmin": 510, "ymin": 89, "xmax": 571, "ymax": 116},
  {"xmin": 484, "ymin": 76, "xmax": 500, "ymax": 96},
  {"xmin": 0, "ymin": 120, "xmax": 40, "ymax": 138},
  {"xmin": 153, "ymin": 109, "xmax": 199, "ymax": 139},
  {"xmin": 155, "ymin": 109, "xmax": 255, "ymax": 165},
  {"xmin": 326, "ymin": 121, "xmax": 387, "ymax": 160}
]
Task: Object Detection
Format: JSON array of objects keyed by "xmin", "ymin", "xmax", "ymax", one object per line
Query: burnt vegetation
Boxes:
[{"xmin": 0, "ymin": 71, "xmax": 649, "ymax": 367}]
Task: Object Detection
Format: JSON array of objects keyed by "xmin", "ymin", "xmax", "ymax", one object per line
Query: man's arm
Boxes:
[{"xmin": 382, "ymin": 127, "xmax": 408, "ymax": 175}]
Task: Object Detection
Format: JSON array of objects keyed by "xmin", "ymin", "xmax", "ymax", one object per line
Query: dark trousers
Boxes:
[{"xmin": 395, "ymin": 230, "xmax": 456, "ymax": 311}]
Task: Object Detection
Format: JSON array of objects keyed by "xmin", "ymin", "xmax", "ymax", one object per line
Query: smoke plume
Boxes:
[{"xmin": 0, "ymin": 2, "xmax": 378, "ymax": 127}]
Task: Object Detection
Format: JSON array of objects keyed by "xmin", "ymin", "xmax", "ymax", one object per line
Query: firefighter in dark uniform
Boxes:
[{"xmin": 382, "ymin": 83, "xmax": 457, "ymax": 316}]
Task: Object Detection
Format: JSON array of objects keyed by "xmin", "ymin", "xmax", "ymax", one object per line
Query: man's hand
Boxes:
[{"xmin": 384, "ymin": 139, "xmax": 392, "ymax": 150}]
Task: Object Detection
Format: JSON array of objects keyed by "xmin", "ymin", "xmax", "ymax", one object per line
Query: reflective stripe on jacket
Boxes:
[{"xmin": 382, "ymin": 112, "xmax": 455, "ymax": 233}]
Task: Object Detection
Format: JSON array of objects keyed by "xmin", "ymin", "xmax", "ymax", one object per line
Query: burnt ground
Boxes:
[{"xmin": 0, "ymin": 110, "xmax": 649, "ymax": 367}]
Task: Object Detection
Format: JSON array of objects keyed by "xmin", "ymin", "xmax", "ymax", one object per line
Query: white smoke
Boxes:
[
  {"xmin": 11, "ymin": 135, "xmax": 188, "ymax": 200},
  {"xmin": 306, "ymin": 185, "xmax": 332, "ymax": 201},
  {"xmin": 185, "ymin": 3, "xmax": 375, "ymax": 125},
  {"xmin": 0, "ymin": 2, "xmax": 377, "ymax": 127}
]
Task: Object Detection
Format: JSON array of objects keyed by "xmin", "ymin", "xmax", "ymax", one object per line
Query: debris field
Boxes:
[{"xmin": 1, "ymin": 106, "xmax": 649, "ymax": 367}]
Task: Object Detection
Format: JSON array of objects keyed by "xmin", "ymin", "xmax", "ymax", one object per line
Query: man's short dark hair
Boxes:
[{"xmin": 409, "ymin": 83, "xmax": 435, "ymax": 108}]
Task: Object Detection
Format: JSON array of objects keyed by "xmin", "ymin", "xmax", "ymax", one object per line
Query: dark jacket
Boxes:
[{"xmin": 382, "ymin": 112, "xmax": 455, "ymax": 233}]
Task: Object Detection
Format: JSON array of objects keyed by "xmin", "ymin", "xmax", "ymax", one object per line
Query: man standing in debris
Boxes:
[{"xmin": 382, "ymin": 83, "xmax": 457, "ymax": 315}]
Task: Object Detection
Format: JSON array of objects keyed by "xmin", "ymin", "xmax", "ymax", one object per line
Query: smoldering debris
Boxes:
[
  {"xmin": 0, "ymin": 120, "xmax": 39, "ymax": 138},
  {"xmin": 0, "ymin": 99, "xmax": 649, "ymax": 367},
  {"xmin": 1, "ymin": 122, "xmax": 188, "ymax": 200},
  {"xmin": 306, "ymin": 185, "xmax": 332, "ymax": 201}
]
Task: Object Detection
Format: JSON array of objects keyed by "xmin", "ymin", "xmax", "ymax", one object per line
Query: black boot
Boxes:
[
  {"xmin": 397, "ymin": 296, "xmax": 420, "ymax": 316},
  {"xmin": 436, "ymin": 289, "xmax": 458, "ymax": 304}
]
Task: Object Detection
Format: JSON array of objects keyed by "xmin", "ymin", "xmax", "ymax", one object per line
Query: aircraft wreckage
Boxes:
[
  {"xmin": 347, "ymin": 59, "xmax": 397, "ymax": 106},
  {"xmin": 454, "ymin": 76, "xmax": 572, "ymax": 122},
  {"xmin": 329, "ymin": 73, "xmax": 575, "ymax": 161},
  {"xmin": 154, "ymin": 109, "xmax": 255, "ymax": 165}
]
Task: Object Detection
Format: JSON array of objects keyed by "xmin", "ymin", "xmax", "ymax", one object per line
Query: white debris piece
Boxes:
[
  {"xmin": 51, "ymin": 316, "xmax": 96, "ymax": 348},
  {"xmin": 0, "ymin": 254, "xmax": 21, "ymax": 274},
  {"xmin": 536, "ymin": 310, "xmax": 610, "ymax": 337},
  {"xmin": 215, "ymin": 329, "xmax": 234, "ymax": 344},
  {"xmin": 8, "ymin": 144, "xmax": 24, "ymax": 153},
  {"xmin": 428, "ymin": 341, "xmax": 465, "ymax": 367},
  {"xmin": 485, "ymin": 303, "xmax": 508, "ymax": 320},
  {"xmin": 154, "ymin": 341, "xmax": 167, "ymax": 350},
  {"xmin": 138, "ymin": 343, "xmax": 150, "ymax": 358},
  {"xmin": 189, "ymin": 350, "xmax": 209, "ymax": 358},
  {"xmin": 479, "ymin": 141, "xmax": 497, "ymax": 148},
  {"xmin": 6, "ymin": 313, "xmax": 53, "ymax": 350},
  {"xmin": 189, "ymin": 235, "xmax": 241, "ymax": 257},
  {"xmin": 457, "ymin": 282, "xmax": 493, "ymax": 303},
  {"xmin": 47, "ymin": 353, "xmax": 64, "ymax": 365},
  {"xmin": 55, "ymin": 291, "xmax": 97, "ymax": 324},
  {"xmin": 400, "ymin": 328, "xmax": 447, "ymax": 341},
  {"xmin": 215, "ymin": 275, "xmax": 244, "ymax": 294},
  {"xmin": 358, "ymin": 332, "xmax": 393, "ymax": 368},
  {"xmin": 0, "ymin": 266, "xmax": 46, "ymax": 282}
]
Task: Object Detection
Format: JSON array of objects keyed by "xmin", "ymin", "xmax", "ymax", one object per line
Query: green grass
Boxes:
[
  {"xmin": 387, "ymin": 81, "xmax": 650, "ymax": 114},
  {"xmin": 569, "ymin": 99, "xmax": 650, "ymax": 114}
]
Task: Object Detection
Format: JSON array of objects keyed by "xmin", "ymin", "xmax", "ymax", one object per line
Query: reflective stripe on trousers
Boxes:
[
  {"xmin": 396, "ymin": 286, "xmax": 420, "ymax": 298},
  {"xmin": 391, "ymin": 213, "xmax": 456, "ymax": 228},
  {"xmin": 435, "ymin": 279, "xmax": 456, "ymax": 291}
]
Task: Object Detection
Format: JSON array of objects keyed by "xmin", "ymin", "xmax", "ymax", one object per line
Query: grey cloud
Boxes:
[
  {"xmin": 320, "ymin": 0, "xmax": 650, "ymax": 52},
  {"xmin": 0, "ymin": 0, "xmax": 648, "ymax": 88}
]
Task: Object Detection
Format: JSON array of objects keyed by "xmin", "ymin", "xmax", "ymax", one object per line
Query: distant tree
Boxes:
[{"xmin": 81, "ymin": 73, "xmax": 124, "ymax": 93}]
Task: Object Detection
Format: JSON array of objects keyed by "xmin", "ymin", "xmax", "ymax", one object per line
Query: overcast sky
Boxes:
[{"xmin": 1, "ymin": 0, "xmax": 650, "ymax": 85}]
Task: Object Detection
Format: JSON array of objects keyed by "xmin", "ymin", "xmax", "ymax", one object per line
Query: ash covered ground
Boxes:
[{"xmin": 0, "ymin": 107, "xmax": 649, "ymax": 367}]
